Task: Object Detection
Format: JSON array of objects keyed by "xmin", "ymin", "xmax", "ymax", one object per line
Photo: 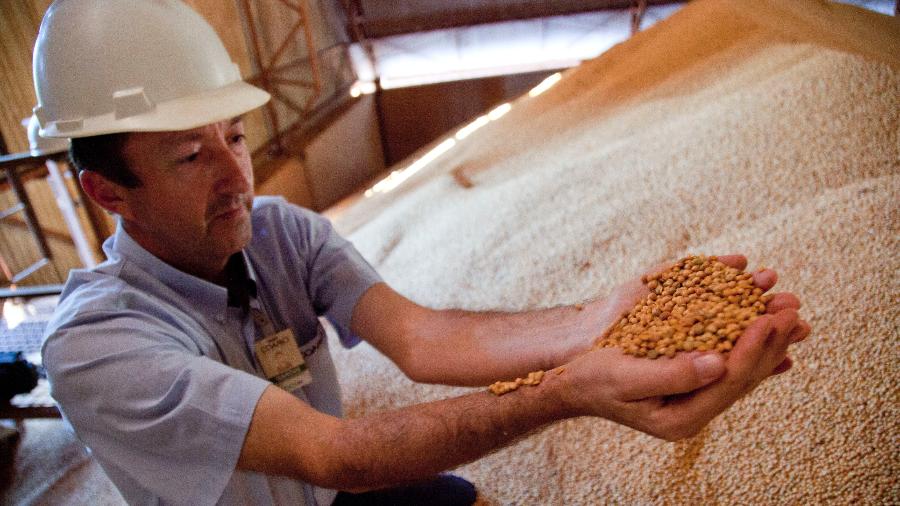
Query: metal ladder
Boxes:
[{"xmin": 0, "ymin": 152, "xmax": 61, "ymax": 289}]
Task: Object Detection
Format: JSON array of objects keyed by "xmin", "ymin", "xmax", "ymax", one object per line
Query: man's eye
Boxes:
[
  {"xmin": 230, "ymin": 134, "xmax": 246, "ymax": 144},
  {"xmin": 180, "ymin": 152, "xmax": 200, "ymax": 164}
]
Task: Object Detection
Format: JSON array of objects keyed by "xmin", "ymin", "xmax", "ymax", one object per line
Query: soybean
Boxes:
[{"xmin": 595, "ymin": 255, "xmax": 770, "ymax": 359}]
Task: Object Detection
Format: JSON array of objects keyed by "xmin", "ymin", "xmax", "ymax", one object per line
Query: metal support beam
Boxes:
[
  {"xmin": 239, "ymin": 0, "xmax": 324, "ymax": 157},
  {"xmin": 631, "ymin": 0, "xmax": 648, "ymax": 35},
  {"xmin": 3, "ymin": 166, "xmax": 56, "ymax": 281},
  {"xmin": 341, "ymin": 0, "xmax": 378, "ymax": 71}
]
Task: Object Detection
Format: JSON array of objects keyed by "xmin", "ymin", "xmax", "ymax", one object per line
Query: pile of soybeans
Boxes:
[
  {"xmin": 597, "ymin": 255, "xmax": 770, "ymax": 358},
  {"xmin": 329, "ymin": 0, "xmax": 899, "ymax": 503},
  {"xmin": 490, "ymin": 255, "xmax": 769, "ymax": 396}
]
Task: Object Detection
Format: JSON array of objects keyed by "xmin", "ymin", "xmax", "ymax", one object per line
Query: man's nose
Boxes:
[{"xmin": 212, "ymin": 144, "xmax": 251, "ymax": 194}]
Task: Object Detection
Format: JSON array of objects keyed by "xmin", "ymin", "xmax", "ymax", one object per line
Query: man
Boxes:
[{"xmin": 35, "ymin": 1, "xmax": 809, "ymax": 505}]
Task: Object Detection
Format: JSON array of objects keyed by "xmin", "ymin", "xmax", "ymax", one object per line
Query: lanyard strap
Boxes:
[{"xmin": 248, "ymin": 298, "xmax": 276, "ymax": 337}]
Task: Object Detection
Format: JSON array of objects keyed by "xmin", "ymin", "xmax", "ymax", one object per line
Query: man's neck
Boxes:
[{"xmin": 121, "ymin": 221, "xmax": 231, "ymax": 286}]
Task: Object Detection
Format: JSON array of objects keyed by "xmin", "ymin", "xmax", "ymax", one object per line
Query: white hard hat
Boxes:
[
  {"xmin": 26, "ymin": 114, "xmax": 69, "ymax": 156},
  {"xmin": 32, "ymin": 0, "xmax": 270, "ymax": 138}
]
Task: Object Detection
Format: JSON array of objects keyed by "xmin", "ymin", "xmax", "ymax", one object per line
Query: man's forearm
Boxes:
[
  {"xmin": 350, "ymin": 283, "xmax": 606, "ymax": 386},
  {"xmin": 240, "ymin": 372, "xmax": 574, "ymax": 491},
  {"xmin": 325, "ymin": 370, "xmax": 571, "ymax": 490},
  {"xmin": 408, "ymin": 302, "xmax": 599, "ymax": 386}
]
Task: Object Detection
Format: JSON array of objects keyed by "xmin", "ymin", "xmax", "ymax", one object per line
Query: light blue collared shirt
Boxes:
[{"xmin": 42, "ymin": 197, "xmax": 381, "ymax": 506}]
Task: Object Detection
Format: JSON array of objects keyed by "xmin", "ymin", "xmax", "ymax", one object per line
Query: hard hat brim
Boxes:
[
  {"xmin": 40, "ymin": 81, "xmax": 271, "ymax": 139},
  {"xmin": 30, "ymin": 146, "xmax": 69, "ymax": 157}
]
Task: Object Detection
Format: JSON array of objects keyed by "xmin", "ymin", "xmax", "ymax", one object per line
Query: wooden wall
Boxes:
[
  {"xmin": 257, "ymin": 94, "xmax": 386, "ymax": 211},
  {"xmin": 303, "ymin": 94, "xmax": 385, "ymax": 209},
  {"xmin": 0, "ymin": 0, "xmax": 51, "ymax": 155},
  {"xmin": 379, "ymin": 70, "xmax": 555, "ymax": 166}
]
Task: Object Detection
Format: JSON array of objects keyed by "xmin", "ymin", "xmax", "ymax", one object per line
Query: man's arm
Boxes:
[
  {"xmin": 348, "ymin": 282, "xmax": 596, "ymax": 385},
  {"xmin": 237, "ymin": 305, "xmax": 807, "ymax": 491},
  {"xmin": 236, "ymin": 366, "xmax": 572, "ymax": 491},
  {"xmin": 349, "ymin": 254, "xmax": 800, "ymax": 386}
]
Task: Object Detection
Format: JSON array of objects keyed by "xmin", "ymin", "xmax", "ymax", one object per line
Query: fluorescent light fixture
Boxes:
[
  {"xmin": 355, "ymin": 7, "xmax": 682, "ymax": 89},
  {"xmin": 350, "ymin": 80, "xmax": 377, "ymax": 97},
  {"xmin": 366, "ymin": 138, "xmax": 457, "ymax": 196},
  {"xmin": 528, "ymin": 72, "xmax": 562, "ymax": 97},
  {"xmin": 365, "ymin": 99, "xmax": 517, "ymax": 198},
  {"xmin": 487, "ymin": 103, "xmax": 512, "ymax": 121},
  {"xmin": 455, "ymin": 115, "xmax": 491, "ymax": 140}
]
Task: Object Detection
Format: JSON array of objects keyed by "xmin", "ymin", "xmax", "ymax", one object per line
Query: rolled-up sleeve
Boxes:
[
  {"xmin": 297, "ymin": 210, "xmax": 382, "ymax": 347},
  {"xmin": 43, "ymin": 310, "xmax": 270, "ymax": 506}
]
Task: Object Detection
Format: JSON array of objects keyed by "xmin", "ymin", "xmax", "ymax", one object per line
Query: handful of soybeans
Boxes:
[{"xmin": 595, "ymin": 255, "xmax": 770, "ymax": 358}]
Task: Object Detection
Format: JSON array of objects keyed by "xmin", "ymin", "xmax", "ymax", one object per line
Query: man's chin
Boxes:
[{"xmin": 208, "ymin": 218, "xmax": 252, "ymax": 254}]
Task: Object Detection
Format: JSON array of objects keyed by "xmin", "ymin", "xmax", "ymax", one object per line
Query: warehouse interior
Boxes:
[{"xmin": 1, "ymin": 0, "xmax": 898, "ymax": 503}]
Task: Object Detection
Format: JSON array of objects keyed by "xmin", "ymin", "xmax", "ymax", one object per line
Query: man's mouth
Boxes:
[
  {"xmin": 215, "ymin": 206, "xmax": 244, "ymax": 220},
  {"xmin": 209, "ymin": 196, "xmax": 251, "ymax": 221}
]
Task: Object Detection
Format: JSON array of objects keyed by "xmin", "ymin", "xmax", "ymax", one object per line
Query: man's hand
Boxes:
[{"xmin": 559, "ymin": 254, "xmax": 810, "ymax": 440}]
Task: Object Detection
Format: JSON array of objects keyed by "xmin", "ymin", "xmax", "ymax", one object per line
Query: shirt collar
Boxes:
[{"xmin": 105, "ymin": 220, "xmax": 257, "ymax": 319}]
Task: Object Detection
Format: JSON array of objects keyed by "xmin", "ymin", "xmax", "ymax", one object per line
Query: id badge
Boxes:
[{"xmin": 254, "ymin": 328, "xmax": 313, "ymax": 391}]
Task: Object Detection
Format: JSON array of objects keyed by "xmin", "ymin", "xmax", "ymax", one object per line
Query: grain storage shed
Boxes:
[{"xmin": 0, "ymin": 0, "xmax": 897, "ymax": 503}]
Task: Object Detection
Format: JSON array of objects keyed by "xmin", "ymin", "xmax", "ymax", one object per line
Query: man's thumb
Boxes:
[{"xmin": 693, "ymin": 353, "xmax": 726, "ymax": 383}]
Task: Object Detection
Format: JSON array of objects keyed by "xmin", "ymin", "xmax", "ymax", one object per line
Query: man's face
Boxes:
[{"xmin": 117, "ymin": 118, "xmax": 254, "ymax": 278}]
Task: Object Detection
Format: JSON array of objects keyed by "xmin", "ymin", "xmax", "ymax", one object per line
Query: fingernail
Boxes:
[{"xmin": 693, "ymin": 354, "xmax": 725, "ymax": 382}]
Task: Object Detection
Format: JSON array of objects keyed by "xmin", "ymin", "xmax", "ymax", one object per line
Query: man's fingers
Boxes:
[
  {"xmin": 717, "ymin": 255, "xmax": 777, "ymax": 291},
  {"xmin": 765, "ymin": 292, "xmax": 801, "ymax": 314},
  {"xmin": 788, "ymin": 319, "xmax": 811, "ymax": 344},
  {"xmin": 658, "ymin": 315, "xmax": 779, "ymax": 423},
  {"xmin": 714, "ymin": 255, "xmax": 777, "ymax": 292},
  {"xmin": 616, "ymin": 352, "xmax": 725, "ymax": 400},
  {"xmin": 715, "ymin": 254, "xmax": 747, "ymax": 271},
  {"xmin": 764, "ymin": 319, "xmax": 807, "ymax": 378},
  {"xmin": 726, "ymin": 314, "xmax": 772, "ymax": 375},
  {"xmin": 646, "ymin": 308, "xmax": 803, "ymax": 439},
  {"xmin": 768, "ymin": 309, "xmax": 799, "ymax": 348},
  {"xmin": 771, "ymin": 356, "xmax": 793, "ymax": 375},
  {"xmin": 752, "ymin": 269, "xmax": 777, "ymax": 291}
]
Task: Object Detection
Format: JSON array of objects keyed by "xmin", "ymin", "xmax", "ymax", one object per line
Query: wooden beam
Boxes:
[
  {"xmin": 4, "ymin": 168, "xmax": 51, "ymax": 261},
  {"xmin": 355, "ymin": 0, "xmax": 683, "ymax": 38},
  {"xmin": 0, "ymin": 404, "xmax": 60, "ymax": 419}
]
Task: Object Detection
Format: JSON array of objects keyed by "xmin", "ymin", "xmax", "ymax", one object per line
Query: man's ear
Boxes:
[{"xmin": 78, "ymin": 170, "xmax": 134, "ymax": 220}]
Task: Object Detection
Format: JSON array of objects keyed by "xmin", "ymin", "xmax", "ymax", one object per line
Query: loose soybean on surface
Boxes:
[{"xmin": 595, "ymin": 255, "xmax": 770, "ymax": 358}]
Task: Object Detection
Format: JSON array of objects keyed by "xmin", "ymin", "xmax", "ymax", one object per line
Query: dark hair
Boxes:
[{"xmin": 69, "ymin": 133, "xmax": 141, "ymax": 188}]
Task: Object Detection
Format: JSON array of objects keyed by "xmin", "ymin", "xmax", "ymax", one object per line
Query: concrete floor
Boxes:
[
  {"xmin": 1, "ymin": 294, "xmax": 124, "ymax": 504},
  {"xmin": 0, "ymin": 418, "xmax": 124, "ymax": 505}
]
